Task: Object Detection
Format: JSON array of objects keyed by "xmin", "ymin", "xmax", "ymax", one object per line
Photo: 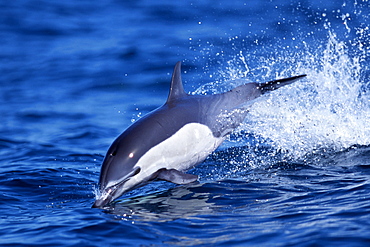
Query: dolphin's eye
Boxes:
[{"xmin": 111, "ymin": 150, "xmax": 117, "ymax": 156}]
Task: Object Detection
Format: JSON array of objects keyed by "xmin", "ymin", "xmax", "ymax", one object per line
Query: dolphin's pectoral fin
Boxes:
[{"xmin": 156, "ymin": 168, "xmax": 198, "ymax": 184}]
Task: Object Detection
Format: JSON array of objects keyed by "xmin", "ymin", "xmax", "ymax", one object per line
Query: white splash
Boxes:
[
  {"xmin": 195, "ymin": 30, "xmax": 370, "ymax": 160},
  {"xmin": 240, "ymin": 31, "xmax": 370, "ymax": 159}
]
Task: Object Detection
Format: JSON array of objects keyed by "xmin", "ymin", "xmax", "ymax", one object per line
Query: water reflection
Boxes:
[{"xmin": 104, "ymin": 182, "xmax": 221, "ymax": 222}]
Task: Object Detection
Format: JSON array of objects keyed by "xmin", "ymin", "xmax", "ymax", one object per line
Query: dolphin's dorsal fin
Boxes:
[{"xmin": 166, "ymin": 61, "xmax": 187, "ymax": 103}]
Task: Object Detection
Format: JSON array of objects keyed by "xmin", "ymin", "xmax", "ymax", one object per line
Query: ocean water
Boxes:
[{"xmin": 1, "ymin": 0, "xmax": 370, "ymax": 246}]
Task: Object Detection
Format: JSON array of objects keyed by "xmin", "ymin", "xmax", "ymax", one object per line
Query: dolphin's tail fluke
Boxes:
[{"xmin": 258, "ymin": 74, "xmax": 306, "ymax": 94}]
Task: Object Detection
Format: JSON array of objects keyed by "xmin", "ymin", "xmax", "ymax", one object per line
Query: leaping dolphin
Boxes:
[{"xmin": 92, "ymin": 62, "xmax": 306, "ymax": 208}]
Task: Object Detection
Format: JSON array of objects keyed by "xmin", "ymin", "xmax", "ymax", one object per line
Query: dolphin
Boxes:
[{"xmin": 92, "ymin": 62, "xmax": 306, "ymax": 208}]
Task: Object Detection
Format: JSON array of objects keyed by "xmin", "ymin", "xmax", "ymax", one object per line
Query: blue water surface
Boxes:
[{"xmin": 1, "ymin": 0, "xmax": 370, "ymax": 246}]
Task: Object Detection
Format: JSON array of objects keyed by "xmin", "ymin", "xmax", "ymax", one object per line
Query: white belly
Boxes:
[{"xmin": 128, "ymin": 123, "xmax": 224, "ymax": 185}]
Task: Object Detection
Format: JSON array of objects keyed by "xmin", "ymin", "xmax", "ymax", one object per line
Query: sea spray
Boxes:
[
  {"xmin": 216, "ymin": 32, "xmax": 369, "ymax": 161},
  {"xmin": 195, "ymin": 31, "xmax": 370, "ymax": 161}
]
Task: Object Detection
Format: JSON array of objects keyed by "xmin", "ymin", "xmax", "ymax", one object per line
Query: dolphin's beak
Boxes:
[
  {"xmin": 92, "ymin": 186, "xmax": 115, "ymax": 208},
  {"xmin": 92, "ymin": 192, "xmax": 113, "ymax": 208},
  {"xmin": 92, "ymin": 198, "xmax": 109, "ymax": 208},
  {"xmin": 92, "ymin": 167, "xmax": 141, "ymax": 208}
]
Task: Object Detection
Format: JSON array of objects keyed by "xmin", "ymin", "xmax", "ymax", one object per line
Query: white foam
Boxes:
[
  {"xmin": 197, "ymin": 31, "xmax": 370, "ymax": 160},
  {"xmin": 243, "ymin": 31, "xmax": 370, "ymax": 158}
]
